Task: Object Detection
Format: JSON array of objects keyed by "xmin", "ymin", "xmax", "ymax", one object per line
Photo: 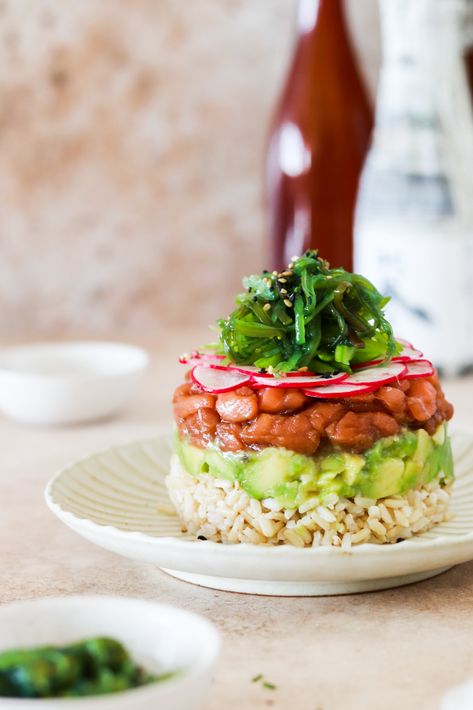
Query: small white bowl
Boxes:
[
  {"xmin": 0, "ymin": 596, "xmax": 220, "ymax": 710},
  {"xmin": 442, "ymin": 677, "xmax": 473, "ymax": 709},
  {"xmin": 0, "ymin": 342, "xmax": 149, "ymax": 425}
]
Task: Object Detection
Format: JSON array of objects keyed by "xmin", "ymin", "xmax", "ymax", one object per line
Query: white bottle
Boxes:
[{"xmin": 355, "ymin": 0, "xmax": 473, "ymax": 374}]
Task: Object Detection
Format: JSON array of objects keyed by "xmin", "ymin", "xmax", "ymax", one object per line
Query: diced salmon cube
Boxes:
[
  {"xmin": 326, "ymin": 411, "xmax": 398, "ymax": 452},
  {"xmin": 216, "ymin": 422, "xmax": 244, "ymax": 452},
  {"xmin": 216, "ymin": 390, "xmax": 259, "ymax": 422},
  {"xmin": 306, "ymin": 402, "xmax": 345, "ymax": 434},
  {"xmin": 257, "ymin": 387, "xmax": 307, "ymax": 413},
  {"xmin": 173, "ymin": 393, "xmax": 217, "ymax": 420},
  {"xmin": 241, "ymin": 413, "xmax": 320, "ymax": 455},
  {"xmin": 182, "ymin": 408, "xmax": 220, "ymax": 447},
  {"xmin": 406, "ymin": 380, "xmax": 437, "ymax": 422},
  {"xmin": 375, "ymin": 386, "xmax": 406, "ymax": 417}
]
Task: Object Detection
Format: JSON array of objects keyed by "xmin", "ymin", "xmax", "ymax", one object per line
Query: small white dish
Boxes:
[
  {"xmin": 441, "ymin": 677, "xmax": 473, "ymax": 709},
  {"xmin": 0, "ymin": 595, "xmax": 220, "ymax": 709},
  {"xmin": 45, "ymin": 431, "xmax": 473, "ymax": 596},
  {"xmin": 0, "ymin": 342, "xmax": 149, "ymax": 425}
]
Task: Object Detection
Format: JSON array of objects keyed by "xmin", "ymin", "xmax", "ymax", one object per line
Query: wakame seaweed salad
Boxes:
[
  {"xmin": 0, "ymin": 637, "xmax": 169, "ymax": 699},
  {"xmin": 215, "ymin": 250, "xmax": 400, "ymax": 374}
]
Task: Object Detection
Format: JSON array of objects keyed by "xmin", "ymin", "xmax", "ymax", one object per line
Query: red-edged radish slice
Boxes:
[
  {"xmin": 222, "ymin": 364, "xmax": 274, "ymax": 377},
  {"xmin": 353, "ymin": 358, "xmax": 384, "ymax": 370},
  {"xmin": 303, "ymin": 382, "xmax": 378, "ymax": 398},
  {"xmin": 397, "ymin": 338, "xmax": 414, "ymax": 348},
  {"xmin": 224, "ymin": 363, "xmax": 317, "ymax": 378},
  {"xmin": 393, "ymin": 345, "xmax": 423, "ymax": 362},
  {"xmin": 251, "ymin": 372, "xmax": 348, "ymax": 389},
  {"xmin": 179, "ymin": 351, "xmax": 225, "ymax": 367},
  {"xmin": 402, "ymin": 359, "xmax": 434, "ymax": 380},
  {"xmin": 343, "ymin": 362, "xmax": 407, "ymax": 386},
  {"xmin": 192, "ymin": 365, "xmax": 251, "ymax": 393}
]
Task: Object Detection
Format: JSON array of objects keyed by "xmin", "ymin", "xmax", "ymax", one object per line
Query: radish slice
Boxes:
[
  {"xmin": 192, "ymin": 365, "xmax": 251, "ymax": 393},
  {"xmin": 225, "ymin": 363, "xmax": 317, "ymax": 378},
  {"xmin": 353, "ymin": 358, "xmax": 384, "ymax": 370},
  {"xmin": 304, "ymin": 382, "xmax": 378, "ymax": 399},
  {"xmin": 402, "ymin": 359, "xmax": 434, "ymax": 380},
  {"xmin": 223, "ymin": 364, "xmax": 274, "ymax": 377},
  {"xmin": 397, "ymin": 338, "xmax": 414, "ymax": 348},
  {"xmin": 179, "ymin": 351, "xmax": 225, "ymax": 367},
  {"xmin": 343, "ymin": 362, "xmax": 407, "ymax": 386},
  {"xmin": 393, "ymin": 345, "xmax": 423, "ymax": 362},
  {"xmin": 251, "ymin": 372, "xmax": 348, "ymax": 389}
]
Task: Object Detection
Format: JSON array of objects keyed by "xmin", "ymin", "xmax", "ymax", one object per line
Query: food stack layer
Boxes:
[{"xmin": 167, "ymin": 252, "xmax": 454, "ymax": 547}]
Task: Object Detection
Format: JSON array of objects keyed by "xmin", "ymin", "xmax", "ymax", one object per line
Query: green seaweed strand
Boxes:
[{"xmin": 214, "ymin": 250, "xmax": 400, "ymax": 374}]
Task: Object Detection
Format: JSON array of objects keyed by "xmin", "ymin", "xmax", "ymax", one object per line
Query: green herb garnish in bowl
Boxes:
[{"xmin": 0, "ymin": 637, "xmax": 169, "ymax": 699}]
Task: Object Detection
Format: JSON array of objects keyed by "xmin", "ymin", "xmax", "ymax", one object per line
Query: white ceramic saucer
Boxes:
[{"xmin": 45, "ymin": 432, "xmax": 473, "ymax": 596}]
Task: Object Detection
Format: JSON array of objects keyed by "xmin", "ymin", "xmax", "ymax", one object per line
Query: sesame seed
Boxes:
[
  {"xmin": 298, "ymin": 366, "xmax": 309, "ymax": 372},
  {"xmin": 291, "ymin": 255, "xmax": 298, "ymax": 261},
  {"xmin": 280, "ymin": 288, "xmax": 288, "ymax": 294},
  {"xmin": 263, "ymin": 303, "xmax": 271, "ymax": 311},
  {"xmin": 278, "ymin": 278, "xmax": 287, "ymax": 283},
  {"xmin": 263, "ymin": 278, "xmax": 271, "ymax": 286},
  {"xmin": 272, "ymin": 270, "xmax": 278, "ymax": 276},
  {"xmin": 281, "ymin": 271, "xmax": 292, "ymax": 276},
  {"xmin": 284, "ymin": 299, "xmax": 293, "ymax": 308}
]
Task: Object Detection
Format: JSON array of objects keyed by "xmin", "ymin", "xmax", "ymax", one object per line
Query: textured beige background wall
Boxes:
[{"xmin": 0, "ymin": 0, "xmax": 379, "ymax": 338}]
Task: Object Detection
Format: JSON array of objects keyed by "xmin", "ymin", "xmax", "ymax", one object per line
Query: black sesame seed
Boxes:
[{"xmin": 197, "ymin": 535, "xmax": 207, "ymax": 541}]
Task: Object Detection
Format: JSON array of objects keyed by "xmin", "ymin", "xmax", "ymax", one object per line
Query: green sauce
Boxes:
[{"xmin": 0, "ymin": 637, "xmax": 172, "ymax": 699}]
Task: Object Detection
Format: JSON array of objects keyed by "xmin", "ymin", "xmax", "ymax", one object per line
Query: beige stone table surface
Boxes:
[{"xmin": 2, "ymin": 331, "xmax": 473, "ymax": 710}]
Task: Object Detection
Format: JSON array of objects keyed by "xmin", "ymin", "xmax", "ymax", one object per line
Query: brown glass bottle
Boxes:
[{"xmin": 266, "ymin": 0, "xmax": 373, "ymax": 271}]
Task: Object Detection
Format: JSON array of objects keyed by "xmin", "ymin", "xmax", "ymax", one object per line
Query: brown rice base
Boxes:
[{"xmin": 166, "ymin": 454, "xmax": 452, "ymax": 548}]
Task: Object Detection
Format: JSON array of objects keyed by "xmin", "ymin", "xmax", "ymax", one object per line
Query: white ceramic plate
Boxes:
[{"xmin": 45, "ymin": 432, "xmax": 473, "ymax": 596}]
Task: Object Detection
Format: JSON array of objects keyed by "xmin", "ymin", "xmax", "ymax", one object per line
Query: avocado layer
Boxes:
[{"xmin": 174, "ymin": 424, "xmax": 453, "ymax": 509}]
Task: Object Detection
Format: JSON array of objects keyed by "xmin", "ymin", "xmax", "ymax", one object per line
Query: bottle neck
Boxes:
[
  {"xmin": 296, "ymin": 0, "xmax": 346, "ymax": 36},
  {"xmin": 379, "ymin": 0, "xmax": 471, "ymax": 67},
  {"xmin": 367, "ymin": 0, "xmax": 473, "ymax": 224}
]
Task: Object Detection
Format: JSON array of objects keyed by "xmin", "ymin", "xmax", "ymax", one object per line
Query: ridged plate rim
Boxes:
[{"xmin": 44, "ymin": 431, "xmax": 473, "ymax": 584}]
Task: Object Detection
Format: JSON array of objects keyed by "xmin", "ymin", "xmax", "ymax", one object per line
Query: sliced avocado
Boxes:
[
  {"xmin": 240, "ymin": 448, "xmax": 315, "ymax": 500},
  {"xmin": 175, "ymin": 423, "xmax": 454, "ymax": 507},
  {"xmin": 341, "ymin": 454, "xmax": 365, "ymax": 486},
  {"xmin": 204, "ymin": 449, "xmax": 240, "ymax": 481},
  {"xmin": 363, "ymin": 458, "xmax": 405, "ymax": 499},
  {"xmin": 403, "ymin": 460, "xmax": 423, "ymax": 490},
  {"xmin": 175, "ymin": 435, "xmax": 206, "ymax": 475},
  {"xmin": 414, "ymin": 428, "xmax": 434, "ymax": 466},
  {"xmin": 272, "ymin": 481, "xmax": 300, "ymax": 507},
  {"xmin": 175, "ymin": 434, "xmax": 242, "ymax": 481}
]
